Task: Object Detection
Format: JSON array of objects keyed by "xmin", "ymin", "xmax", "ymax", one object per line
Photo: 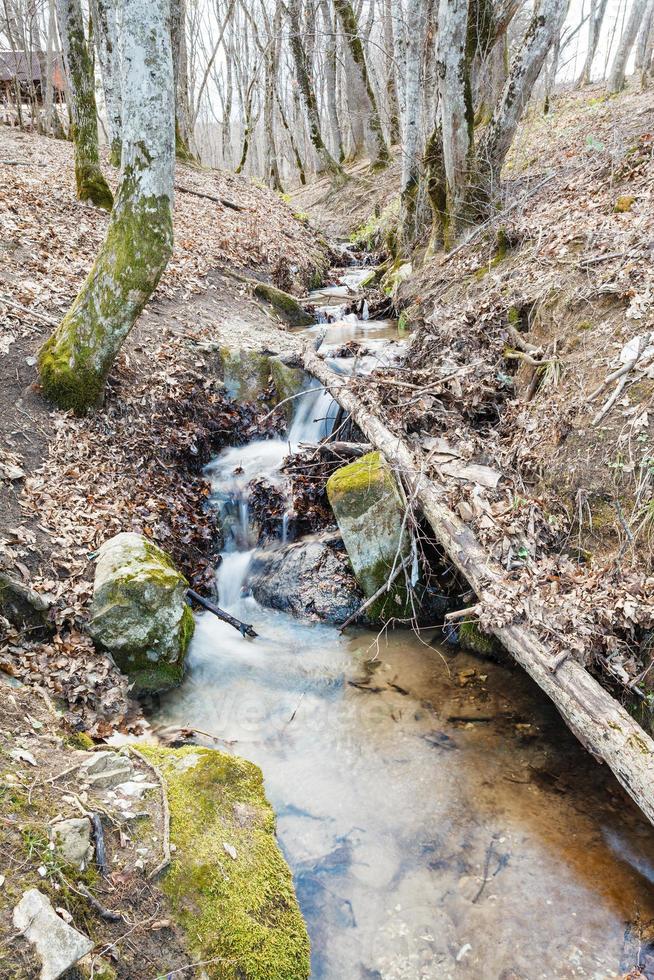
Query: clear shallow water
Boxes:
[{"xmin": 153, "ymin": 266, "xmax": 654, "ymax": 979}]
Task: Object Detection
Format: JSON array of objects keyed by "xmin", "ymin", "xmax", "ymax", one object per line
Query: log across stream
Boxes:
[{"xmin": 152, "ymin": 259, "xmax": 654, "ymax": 978}]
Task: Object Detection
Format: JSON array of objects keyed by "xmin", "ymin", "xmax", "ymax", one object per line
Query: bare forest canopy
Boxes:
[{"xmin": 2, "ymin": 0, "xmax": 654, "ymax": 212}]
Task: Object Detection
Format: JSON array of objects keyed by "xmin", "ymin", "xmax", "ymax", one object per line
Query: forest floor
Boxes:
[
  {"xmin": 294, "ymin": 81, "xmax": 654, "ymax": 718},
  {"xmin": 0, "ymin": 127, "xmax": 329, "ymax": 735}
]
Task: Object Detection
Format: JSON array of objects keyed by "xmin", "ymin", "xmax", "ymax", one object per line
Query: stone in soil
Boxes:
[
  {"xmin": 13, "ymin": 888, "xmax": 93, "ymax": 980},
  {"xmin": 49, "ymin": 817, "xmax": 93, "ymax": 869}
]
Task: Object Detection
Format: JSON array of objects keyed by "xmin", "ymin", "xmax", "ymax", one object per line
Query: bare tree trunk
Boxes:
[
  {"xmin": 436, "ymin": 0, "xmax": 472, "ymax": 246},
  {"xmin": 171, "ymin": 0, "xmax": 195, "ymax": 159},
  {"xmin": 89, "ymin": 0, "xmax": 122, "ymax": 164},
  {"xmin": 319, "ymin": 0, "xmax": 345, "ymax": 160},
  {"xmin": 398, "ymin": 0, "xmax": 427, "ymax": 244},
  {"xmin": 635, "ymin": 0, "xmax": 654, "ymax": 70},
  {"xmin": 333, "ymin": 0, "xmax": 390, "ymax": 166},
  {"xmin": 579, "ymin": 0, "xmax": 607, "ymax": 86},
  {"xmin": 476, "ymin": 0, "xmax": 569, "ymax": 201},
  {"xmin": 641, "ymin": 4, "xmax": 654, "ymax": 84},
  {"xmin": 608, "ymin": 0, "xmax": 649, "ymax": 92},
  {"xmin": 39, "ymin": 0, "xmax": 174, "ymax": 414},
  {"xmin": 56, "ymin": 0, "xmax": 113, "ymax": 209},
  {"xmin": 286, "ymin": 0, "xmax": 344, "ymax": 177},
  {"xmin": 383, "ymin": 0, "xmax": 401, "ymax": 143}
]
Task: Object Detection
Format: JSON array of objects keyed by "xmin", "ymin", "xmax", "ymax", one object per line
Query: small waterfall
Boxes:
[
  {"xmin": 216, "ymin": 550, "xmax": 253, "ymax": 607},
  {"xmin": 288, "ymin": 384, "xmax": 338, "ymax": 444}
]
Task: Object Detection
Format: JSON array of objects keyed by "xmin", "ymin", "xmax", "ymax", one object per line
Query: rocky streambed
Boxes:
[{"xmin": 144, "ymin": 260, "xmax": 654, "ymax": 977}]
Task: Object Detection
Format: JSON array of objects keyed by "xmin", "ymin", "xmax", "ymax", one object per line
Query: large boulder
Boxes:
[
  {"xmin": 249, "ymin": 532, "xmax": 366, "ymax": 623},
  {"xmin": 89, "ymin": 533, "xmax": 194, "ymax": 693},
  {"xmin": 326, "ymin": 451, "xmax": 413, "ymax": 621},
  {"xmin": 269, "ymin": 356, "xmax": 307, "ymax": 422},
  {"xmin": 138, "ymin": 745, "xmax": 310, "ymax": 980}
]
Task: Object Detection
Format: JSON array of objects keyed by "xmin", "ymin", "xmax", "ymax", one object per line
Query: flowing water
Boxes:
[{"xmin": 154, "ymin": 263, "xmax": 654, "ymax": 979}]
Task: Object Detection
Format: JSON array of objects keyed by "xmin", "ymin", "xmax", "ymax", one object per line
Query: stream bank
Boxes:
[{"xmin": 150, "ymin": 255, "xmax": 654, "ymax": 979}]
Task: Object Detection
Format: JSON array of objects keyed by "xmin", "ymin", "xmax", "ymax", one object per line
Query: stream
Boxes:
[{"xmin": 154, "ymin": 260, "xmax": 654, "ymax": 979}]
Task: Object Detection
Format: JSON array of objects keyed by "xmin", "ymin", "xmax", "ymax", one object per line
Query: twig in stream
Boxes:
[
  {"xmin": 471, "ymin": 833, "xmax": 501, "ymax": 904},
  {"xmin": 187, "ymin": 588, "xmax": 257, "ymax": 638},
  {"xmin": 127, "ymin": 747, "xmax": 171, "ymax": 881},
  {"xmin": 91, "ymin": 812, "xmax": 109, "ymax": 877}
]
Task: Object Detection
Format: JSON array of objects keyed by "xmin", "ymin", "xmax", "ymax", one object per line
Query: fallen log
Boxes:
[
  {"xmin": 303, "ymin": 348, "xmax": 654, "ymax": 826},
  {"xmin": 186, "ymin": 588, "xmax": 258, "ymax": 638}
]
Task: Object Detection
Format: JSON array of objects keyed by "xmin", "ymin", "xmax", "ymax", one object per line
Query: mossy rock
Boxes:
[
  {"xmin": 614, "ymin": 195, "xmax": 635, "ymax": 213},
  {"xmin": 252, "ymin": 282, "xmax": 314, "ymax": 328},
  {"xmin": 326, "ymin": 452, "xmax": 412, "ymax": 621},
  {"xmin": 89, "ymin": 532, "xmax": 194, "ymax": 693},
  {"xmin": 458, "ymin": 619, "xmax": 502, "ymax": 658},
  {"xmin": 269, "ymin": 358, "xmax": 307, "ymax": 422},
  {"xmin": 219, "ymin": 348, "xmax": 273, "ymax": 404},
  {"xmin": 380, "ymin": 260, "xmax": 412, "ymax": 297},
  {"xmin": 138, "ymin": 745, "xmax": 310, "ymax": 980}
]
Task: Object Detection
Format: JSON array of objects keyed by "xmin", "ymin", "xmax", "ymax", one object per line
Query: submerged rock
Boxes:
[
  {"xmin": 327, "ymin": 451, "xmax": 413, "ymax": 621},
  {"xmin": 249, "ymin": 532, "xmax": 365, "ymax": 623},
  {"xmin": 137, "ymin": 745, "xmax": 310, "ymax": 980},
  {"xmin": 13, "ymin": 888, "xmax": 93, "ymax": 980},
  {"xmin": 89, "ymin": 533, "xmax": 194, "ymax": 693}
]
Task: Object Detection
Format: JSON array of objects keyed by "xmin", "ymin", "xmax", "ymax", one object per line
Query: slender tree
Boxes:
[
  {"xmin": 332, "ymin": 0, "xmax": 390, "ymax": 166},
  {"xmin": 89, "ymin": 0, "xmax": 122, "ymax": 164},
  {"xmin": 39, "ymin": 0, "xmax": 174, "ymax": 413},
  {"xmin": 286, "ymin": 0, "xmax": 345, "ymax": 177},
  {"xmin": 608, "ymin": 0, "xmax": 649, "ymax": 92},
  {"xmin": 56, "ymin": 0, "xmax": 113, "ymax": 209}
]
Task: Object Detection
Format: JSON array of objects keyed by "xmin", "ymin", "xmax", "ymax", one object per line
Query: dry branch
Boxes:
[{"xmin": 304, "ymin": 348, "xmax": 654, "ymax": 827}]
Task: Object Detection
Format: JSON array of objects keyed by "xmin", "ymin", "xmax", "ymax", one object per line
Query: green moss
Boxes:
[
  {"xmin": 252, "ymin": 282, "xmax": 314, "ymax": 328},
  {"xmin": 219, "ymin": 348, "xmax": 273, "ymax": 403},
  {"xmin": 137, "ymin": 746, "xmax": 310, "ymax": 980},
  {"xmin": 64, "ymin": 732, "xmax": 95, "ymax": 750},
  {"xmin": 614, "ymin": 195, "xmax": 635, "ymax": 213},
  {"xmin": 269, "ymin": 358, "xmax": 306, "ymax": 422},
  {"xmin": 38, "ymin": 177, "xmax": 173, "ymax": 414},
  {"xmin": 75, "ymin": 160, "xmax": 113, "ymax": 211},
  {"xmin": 327, "ymin": 451, "xmax": 385, "ymax": 512},
  {"xmin": 507, "ymin": 306, "xmax": 520, "ymax": 326},
  {"xmin": 397, "ymin": 310, "xmax": 411, "ymax": 334},
  {"xmin": 459, "ymin": 619, "xmax": 502, "ymax": 657}
]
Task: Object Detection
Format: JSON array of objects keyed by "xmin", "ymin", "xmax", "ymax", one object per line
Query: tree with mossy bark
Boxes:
[
  {"xmin": 89, "ymin": 0, "xmax": 122, "ymax": 166},
  {"xmin": 56, "ymin": 0, "xmax": 113, "ymax": 209},
  {"xmin": 332, "ymin": 0, "xmax": 390, "ymax": 167},
  {"xmin": 286, "ymin": 0, "xmax": 345, "ymax": 179},
  {"xmin": 38, "ymin": 0, "xmax": 174, "ymax": 414},
  {"xmin": 423, "ymin": 0, "xmax": 568, "ymax": 250}
]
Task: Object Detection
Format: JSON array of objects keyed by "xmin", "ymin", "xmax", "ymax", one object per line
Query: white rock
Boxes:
[
  {"xmin": 114, "ymin": 780, "xmax": 157, "ymax": 799},
  {"xmin": 13, "ymin": 888, "xmax": 93, "ymax": 980},
  {"xmin": 49, "ymin": 818, "xmax": 94, "ymax": 870},
  {"xmin": 78, "ymin": 751, "xmax": 133, "ymax": 789}
]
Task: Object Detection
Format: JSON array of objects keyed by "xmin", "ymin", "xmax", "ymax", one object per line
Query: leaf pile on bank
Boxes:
[{"xmin": 354, "ymin": 85, "xmax": 654, "ymax": 699}]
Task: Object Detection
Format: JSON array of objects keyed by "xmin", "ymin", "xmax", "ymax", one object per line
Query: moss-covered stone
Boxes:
[
  {"xmin": 138, "ymin": 745, "xmax": 310, "ymax": 980},
  {"xmin": 327, "ymin": 452, "xmax": 413, "ymax": 621},
  {"xmin": 252, "ymin": 282, "xmax": 314, "ymax": 328},
  {"xmin": 269, "ymin": 358, "xmax": 307, "ymax": 422},
  {"xmin": 380, "ymin": 259, "xmax": 412, "ymax": 297},
  {"xmin": 219, "ymin": 348, "xmax": 273, "ymax": 403},
  {"xmin": 614, "ymin": 195, "xmax": 635, "ymax": 213},
  {"xmin": 459, "ymin": 619, "xmax": 502, "ymax": 657},
  {"xmin": 89, "ymin": 532, "xmax": 193, "ymax": 693}
]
